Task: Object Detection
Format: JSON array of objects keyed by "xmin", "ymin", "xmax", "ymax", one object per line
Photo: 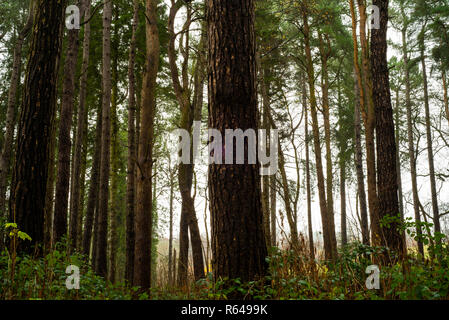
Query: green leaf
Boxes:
[{"xmin": 17, "ymin": 231, "xmax": 32, "ymax": 241}]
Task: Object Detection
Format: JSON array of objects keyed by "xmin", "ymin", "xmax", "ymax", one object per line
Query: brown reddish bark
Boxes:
[
  {"xmin": 69, "ymin": 0, "xmax": 91, "ymax": 252},
  {"xmin": 207, "ymin": 0, "xmax": 268, "ymax": 281},
  {"xmin": 134, "ymin": 0, "xmax": 160, "ymax": 290},
  {"xmin": 371, "ymin": 0, "xmax": 405, "ymax": 255},
  {"xmin": 53, "ymin": 1, "xmax": 86, "ymax": 244},
  {"xmin": 9, "ymin": 0, "xmax": 67, "ymax": 254},
  {"xmin": 95, "ymin": 0, "xmax": 112, "ymax": 277},
  {"xmin": 125, "ymin": 0, "xmax": 139, "ymax": 286}
]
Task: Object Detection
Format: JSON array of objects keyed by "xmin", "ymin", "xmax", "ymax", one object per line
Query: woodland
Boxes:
[{"xmin": 0, "ymin": 0, "xmax": 448, "ymax": 300}]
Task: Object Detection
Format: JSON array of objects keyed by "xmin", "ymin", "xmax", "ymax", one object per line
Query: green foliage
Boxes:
[{"xmin": 0, "ymin": 242, "xmax": 138, "ymax": 300}]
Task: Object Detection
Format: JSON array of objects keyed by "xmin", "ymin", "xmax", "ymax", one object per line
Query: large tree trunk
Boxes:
[
  {"xmin": 95, "ymin": 0, "xmax": 112, "ymax": 277},
  {"xmin": 303, "ymin": 11, "xmax": 336, "ymax": 261},
  {"xmin": 53, "ymin": 1, "xmax": 86, "ymax": 244},
  {"xmin": 125, "ymin": 0, "xmax": 139, "ymax": 286},
  {"xmin": 9, "ymin": 0, "xmax": 67, "ymax": 254},
  {"xmin": 69, "ymin": 0, "xmax": 91, "ymax": 252},
  {"xmin": 371, "ymin": 0, "xmax": 405, "ymax": 255},
  {"xmin": 419, "ymin": 30, "xmax": 441, "ymax": 236},
  {"xmin": 207, "ymin": 0, "xmax": 268, "ymax": 282},
  {"xmin": 134, "ymin": 0, "xmax": 160, "ymax": 290}
]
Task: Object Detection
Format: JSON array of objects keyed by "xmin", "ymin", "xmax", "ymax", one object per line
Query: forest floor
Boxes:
[{"xmin": 1, "ymin": 239, "xmax": 448, "ymax": 300}]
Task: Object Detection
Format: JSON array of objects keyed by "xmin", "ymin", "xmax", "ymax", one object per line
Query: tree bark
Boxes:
[
  {"xmin": 371, "ymin": 0, "xmax": 405, "ymax": 255},
  {"xmin": 207, "ymin": 0, "xmax": 268, "ymax": 282},
  {"xmin": 69, "ymin": 0, "xmax": 91, "ymax": 252},
  {"xmin": 9, "ymin": 0, "xmax": 67, "ymax": 254},
  {"xmin": 419, "ymin": 29, "xmax": 441, "ymax": 236},
  {"xmin": 125, "ymin": 0, "xmax": 139, "ymax": 286},
  {"xmin": 53, "ymin": 1, "xmax": 86, "ymax": 244},
  {"xmin": 134, "ymin": 0, "xmax": 160, "ymax": 290},
  {"xmin": 0, "ymin": 1, "xmax": 35, "ymax": 218},
  {"xmin": 353, "ymin": 68, "xmax": 369, "ymax": 245},
  {"xmin": 95, "ymin": 0, "xmax": 112, "ymax": 277},
  {"xmin": 303, "ymin": 11, "xmax": 336, "ymax": 261}
]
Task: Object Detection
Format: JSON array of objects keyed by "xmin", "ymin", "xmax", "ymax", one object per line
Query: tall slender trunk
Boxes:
[
  {"xmin": 53, "ymin": 1, "xmax": 86, "ymax": 244},
  {"xmin": 0, "ymin": 1, "xmax": 35, "ymax": 219},
  {"xmin": 371, "ymin": 0, "xmax": 405, "ymax": 255},
  {"xmin": 134, "ymin": 0, "xmax": 160, "ymax": 290},
  {"xmin": 125, "ymin": 0, "xmax": 139, "ymax": 286},
  {"xmin": 419, "ymin": 30, "xmax": 441, "ymax": 236},
  {"xmin": 168, "ymin": 2, "xmax": 204, "ymax": 285},
  {"xmin": 108, "ymin": 11, "xmax": 120, "ymax": 282},
  {"xmin": 168, "ymin": 161, "xmax": 175, "ymax": 286},
  {"xmin": 302, "ymin": 12, "xmax": 336, "ymax": 261},
  {"xmin": 270, "ymin": 174, "xmax": 277, "ymax": 248},
  {"xmin": 319, "ymin": 33, "xmax": 337, "ymax": 255},
  {"xmin": 340, "ymin": 161, "xmax": 347, "ymax": 246},
  {"xmin": 82, "ymin": 98, "xmax": 102, "ymax": 258},
  {"xmin": 9, "ymin": 0, "xmax": 67, "ymax": 254},
  {"xmin": 95, "ymin": 0, "xmax": 113, "ymax": 277},
  {"xmin": 69, "ymin": 0, "xmax": 91, "ymax": 252},
  {"xmin": 443, "ymin": 68, "xmax": 448, "ymax": 125},
  {"xmin": 207, "ymin": 0, "xmax": 268, "ymax": 282},
  {"xmin": 304, "ymin": 83, "xmax": 315, "ymax": 257},
  {"xmin": 350, "ymin": 0, "xmax": 377, "ymax": 245}
]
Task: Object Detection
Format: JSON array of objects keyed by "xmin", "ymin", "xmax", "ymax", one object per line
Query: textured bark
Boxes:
[
  {"xmin": 134, "ymin": 0, "xmax": 160, "ymax": 290},
  {"xmin": 270, "ymin": 174, "xmax": 277, "ymax": 248},
  {"xmin": 168, "ymin": 2, "xmax": 204, "ymax": 285},
  {"xmin": 304, "ymin": 82, "xmax": 315, "ymax": 258},
  {"xmin": 419, "ymin": 31, "xmax": 441, "ymax": 236},
  {"xmin": 108, "ymin": 12, "xmax": 120, "ymax": 282},
  {"xmin": 340, "ymin": 162, "xmax": 347, "ymax": 246},
  {"xmin": 82, "ymin": 99, "xmax": 102, "ymax": 258},
  {"xmin": 168, "ymin": 161, "xmax": 175, "ymax": 286},
  {"xmin": 350, "ymin": 0, "xmax": 378, "ymax": 245},
  {"xmin": 95, "ymin": 0, "xmax": 112, "ymax": 277},
  {"xmin": 53, "ymin": 1, "xmax": 86, "ymax": 244},
  {"xmin": 69, "ymin": 0, "xmax": 91, "ymax": 252},
  {"xmin": 319, "ymin": 33, "xmax": 337, "ymax": 255},
  {"xmin": 303, "ymin": 11, "xmax": 336, "ymax": 261},
  {"xmin": 125, "ymin": 0, "xmax": 139, "ymax": 286},
  {"xmin": 394, "ymin": 89, "xmax": 407, "ymax": 249},
  {"xmin": 0, "ymin": 1, "xmax": 35, "ymax": 218},
  {"xmin": 9, "ymin": 0, "xmax": 67, "ymax": 254},
  {"xmin": 443, "ymin": 69, "xmax": 449, "ymax": 125},
  {"xmin": 371, "ymin": 0, "xmax": 405, "ymax": 255},
  {"xmin": 353, "ymin": 69, "xmax": 369, "ymax": 245},
  {"xmin": 207, "ymin": 0, "xmax": 268, "ymax": 281}
]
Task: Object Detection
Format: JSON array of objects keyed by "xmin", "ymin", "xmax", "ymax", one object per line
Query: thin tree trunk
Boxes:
[
  {"xmin": 125, "ymin": 0, "xmax": 139, "ymax": 286},
  {"xmin": 443, "ymin": 69, "xmax": 449, "ymax": 125},
  {"xmin": 95, "ymin": 0, "xmax": 113, "ymax": 277},
  {"xmin": 340, "ymin": 161, "xmax": 347, "ymax": 246},
  {"xmin": 207, "ymin": 0, "xmax": 268, "ymax": 282},
  {"xmin": 302, "ymin": 11, "xmax": 335, "ymax": 261},
  {"xmin": 319, "ymin": 33, "xmax": 338, "ymax": 256},
  {"xmin": 270, "ymin": 174, "xmax": 277, "ymax": 248},
  {"xmin": 168, "ymin": 161, "xmax": 175, "ymax": 286},
  {"xmin": 9, "ymin": 0, "xmax": 67, "ymax": 254},
  {"xmin": 53, "ymin": 1, "xmax": 86, "ymax": 244},
  {"xmin": 304, "ymin": 83, "xmax": 315, "ymax": 258},
  {"xmin": 419, "ymin": 30, "xmax": 441, "ymax": 236},
  {"xmin": 82, "ymin": 99, "xmax": 102, "ymax": 258},
  {"xmin": 0, "ymin": 1, "xmax": 35, "ymax": 220},
  {"xmin": 134, "ymin": 0, "xmax": 160, "ymax": 290},
  {"xmin": 69, "ymin": 0, "xmax": 91, "ymax": 252}
]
